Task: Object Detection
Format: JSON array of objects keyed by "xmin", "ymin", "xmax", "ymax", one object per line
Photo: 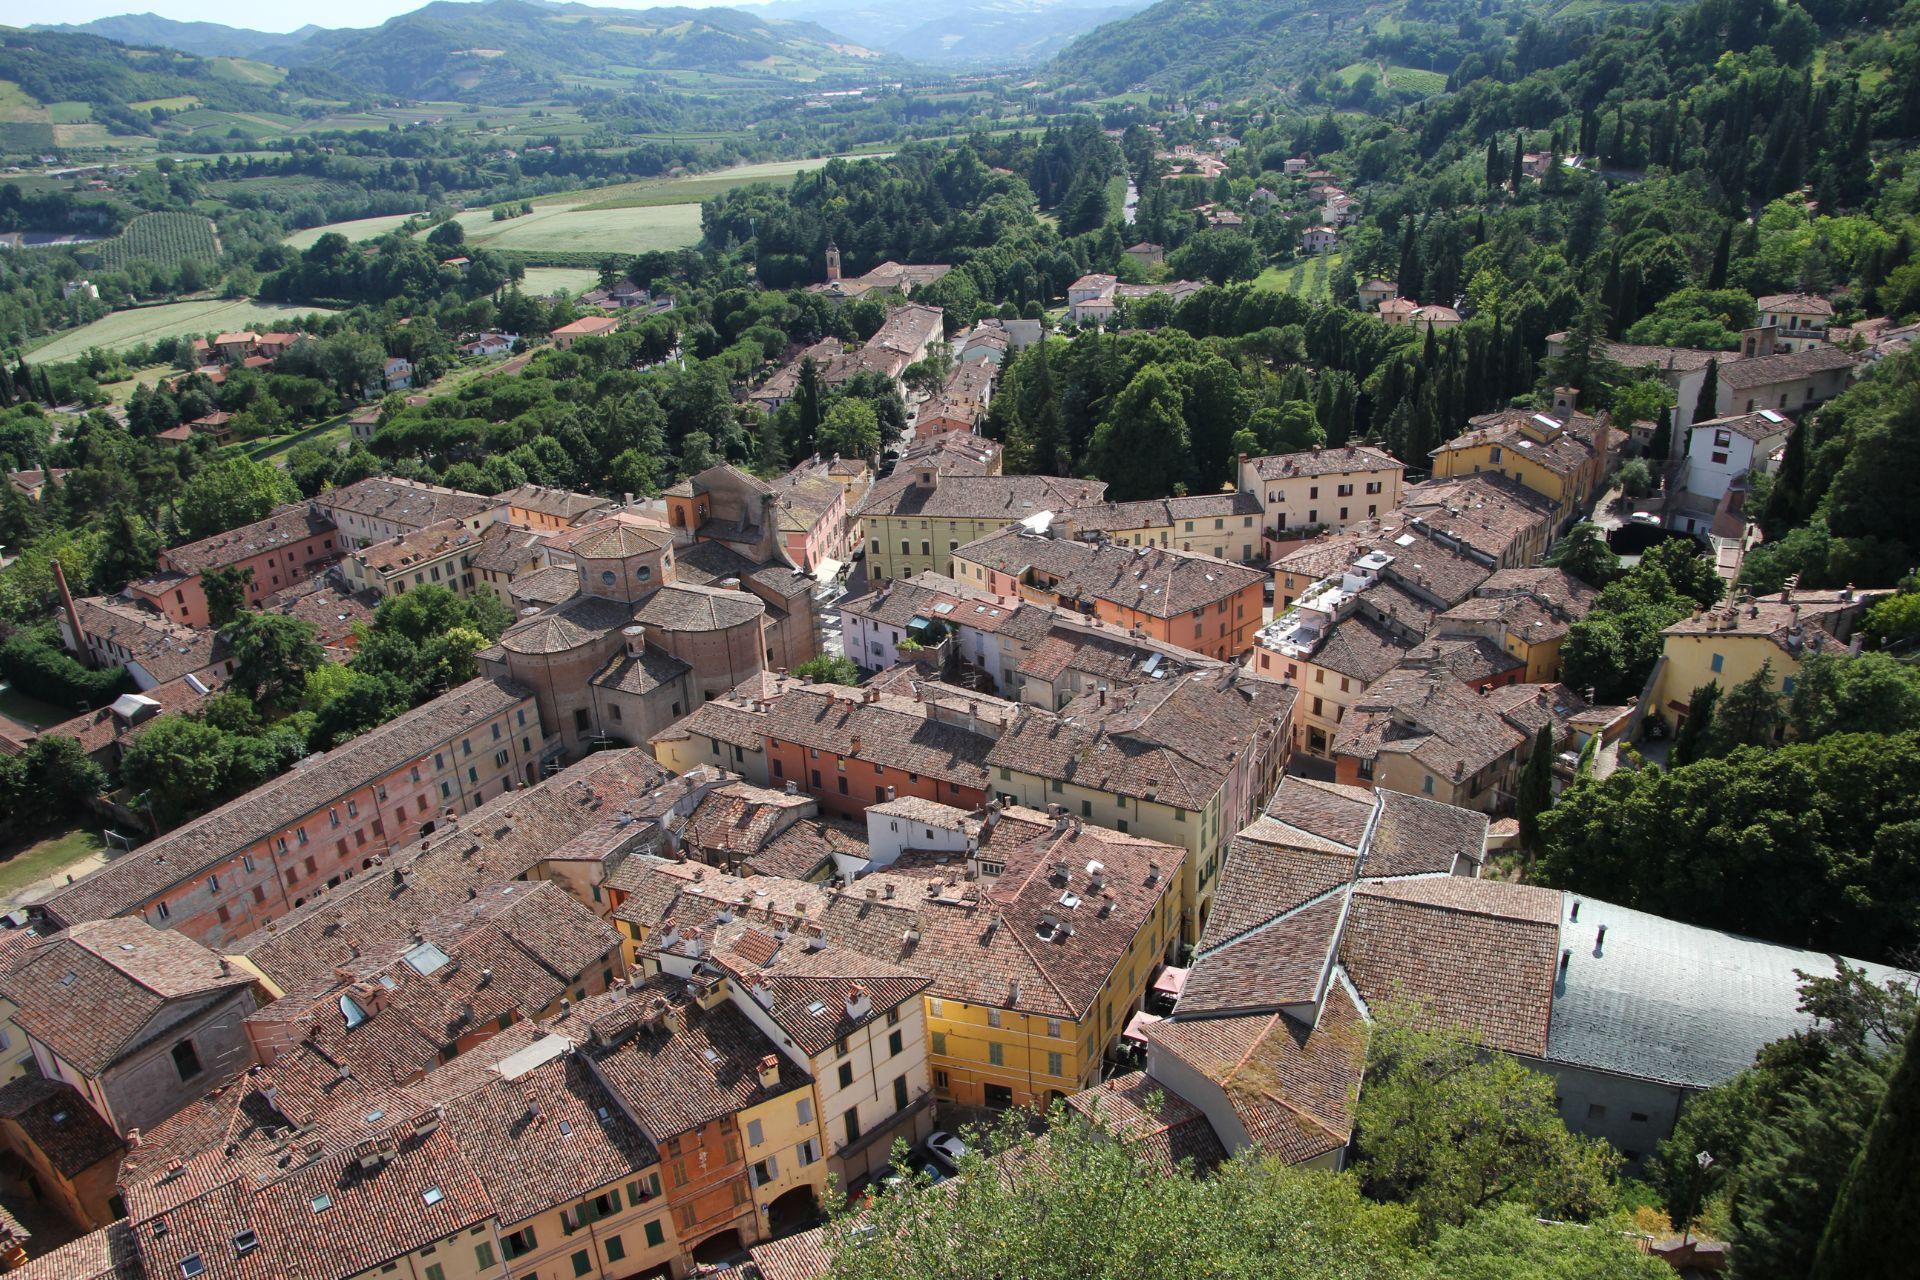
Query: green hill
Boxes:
[
  {"xmin": 0, "ymin": 27, "xmax": 348, "ymax": 145},
  {"xmin": 284, "ymin": 0, "xmax": 902, "ymax": 101},
  {"xmin": 33, "ymin": 16, "xmax": 325, "ymax": 62},
  {"xmin": 1045, "ymin": 0, "xmax": 1628, "ymax": 98}
]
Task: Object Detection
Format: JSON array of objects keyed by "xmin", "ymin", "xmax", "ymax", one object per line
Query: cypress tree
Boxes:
[
  {"xmin": 1509, "ymin": 133, "xmax": 1524, "ymax": 190},
  {"xmin": 1811, "ymin": 1033, "xmax": 1920, "ymax": 1280},
  {"xmin": 1764, "ymin": 416, "xmax": 1808, "ymax": 531},
  {"xmin": 1516, "ymin": 724, "xmax": 1554, "ymax": 853},
  {"xmin": 1708, "ymin": 223, "xmax": 1732, "ymax": 289},
  {"xmin": 1669, "ymin": 681, "xmax": 1718, "ymax": 767},
  {"xmin": 1647, "ymin": 406, "xmax": 1672, "ymax": 463},
  {"xmin": 1694, "ymin": 358, "xmax": 1720, "ymax": 426},
  {"xmin": 1485, "ymin": 135, "xmax": 1502, "ymax": 188}
]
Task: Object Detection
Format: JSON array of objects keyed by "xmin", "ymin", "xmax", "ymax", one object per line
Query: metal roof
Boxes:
[{"xmin": 1546, "ymin": 896, "xmax": 1909, "ymax": 1089}]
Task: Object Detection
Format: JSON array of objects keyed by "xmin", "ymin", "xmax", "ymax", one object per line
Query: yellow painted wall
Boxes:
[{"xmin": 1650, "ymin": 633, "xmax": 1802, "ymax": 728}]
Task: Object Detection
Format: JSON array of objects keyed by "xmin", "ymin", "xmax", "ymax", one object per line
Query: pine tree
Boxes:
[
  {"xmin": 1811, "ymin": 1033, "xmax": 1920, "ymax": 1280},
  {"xmin": 1694, "ymin": 358, "xmax": 1720, "ymax": 426},
  {"xmin": 1516, "ymin": 724, "xmax": 1554, "ymax": 852},
  {"xmin": 1668, "ymin": 681, "xmax": 1718, "ymax": 767},
  {"xmin": 1703, "ymin": 660, "xmax": 1782, "ymax": 755}
]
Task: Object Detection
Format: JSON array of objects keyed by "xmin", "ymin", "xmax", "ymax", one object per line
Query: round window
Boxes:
[
  {"xmin": 636, "ymin": 565, "xmax": 651, "ymax": 582},
  {"xmin": 600, "ymin": 570, "xmax": 616, "ymax": 586}
]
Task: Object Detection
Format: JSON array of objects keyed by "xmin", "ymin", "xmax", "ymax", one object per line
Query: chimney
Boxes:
[
  {"xmin": 52, "ymin": 559, "xmax": 90, "ymax": 668},
  {"xmin": 622, "ymin": 625, "xmax": 646, "ymax": 657},
  {"xmin": 785, "ymin": 779, "xmax": 798, "ymax": 795},
  {"xmin": 1596, "ymin": 924, "xmax": 1608, "ymax": 951},
  {"xmin": 757, "ymin": 1054, "xmax": 781, "ymax": 1088},
  {"xmin": 845, "ymin": 983, "xmax": 872, "ymax": 1021},
  {"xmin": 849, "ymin": 733, "xmax": 862, "ymax": 757}
]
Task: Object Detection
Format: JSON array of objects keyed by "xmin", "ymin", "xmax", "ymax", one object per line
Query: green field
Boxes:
[
  {"xmin": 282, "ymin": 212, "xmax": 422, "ymax": 250},
  {"xmin": 27, "ymin": 298, "xmax": 337, "ymax": 364},
  {"xmin": 1255, "ymin": 252, "xmax": 1343, "ymax": 301},
  {"xmin": 282, "ymin": 153, "xmax": 889, "ymax": 260},
  {"xmin": 518, "ymin": 267, "xmax": 601, "ymax": 295},
  {"xmin": 91, "ymin": 211, "xmax": 220, "ymax": 271},
  {"xmin": 451, "ymin": 201, "xmax": 704, "ymax": 254}
]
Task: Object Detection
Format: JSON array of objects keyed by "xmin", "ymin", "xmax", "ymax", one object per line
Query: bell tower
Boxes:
[{"xmin": 825, "ymin": 241, "xmax": 841, "ymax": 283}]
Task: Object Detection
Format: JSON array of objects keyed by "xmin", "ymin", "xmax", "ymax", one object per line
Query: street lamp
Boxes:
[{"xmin": 1682, "ymin": 1149, "xmax": 1715, "ymax": 1245}]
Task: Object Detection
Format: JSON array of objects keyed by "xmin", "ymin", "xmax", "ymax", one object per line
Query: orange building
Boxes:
[
  {"xmin": 40, "ymin": 678, "xmax": 539, "ymax": 945},
  {"xmin": 951, "ymin": 527, "xmax": 1267, "ymax": 661},
  {"xmin": 130, "ymin": 502, "xmax": 341, "ymax": 628},
  {"xmin": 750, "ymin": 681, "xmax": 1011, "ymax": 820}
]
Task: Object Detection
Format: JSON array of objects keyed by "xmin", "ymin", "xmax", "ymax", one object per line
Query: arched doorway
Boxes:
[
  {"xmin": 765, "ymin": 1184, "xmax": 821, "ymax": 1236},
  {"xmin": 690, "ymin": 1229, "xmax": 745, "ymax": 1268}
]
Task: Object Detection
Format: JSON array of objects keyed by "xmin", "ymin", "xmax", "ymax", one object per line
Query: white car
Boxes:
[{"xmin": 925, "ymin": 1130, "xmax": 967, "ymax": 1170}]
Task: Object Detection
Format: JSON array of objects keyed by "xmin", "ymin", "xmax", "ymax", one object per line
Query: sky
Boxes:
[{"xmin": 1, "ymin": 0, "xmax": 766, "ymax": 36}]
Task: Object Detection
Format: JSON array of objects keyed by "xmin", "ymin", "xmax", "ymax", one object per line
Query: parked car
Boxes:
[{"xmin": 926, "ymin": 1129, "xmax": 967, "ymax": 1171}]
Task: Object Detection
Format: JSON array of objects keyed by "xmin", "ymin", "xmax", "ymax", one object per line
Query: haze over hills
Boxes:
[
  {"xmin": 757, "ymin": 0, "xmax": 1152, "ymax": 66},
  {"xmin": 38, "ymin": 0, "xmax": 1153, "ymax": 77},
  {"xmin": 31, "ymin": 14, "xmax": 330, "ymax": 61},
  {"xmin": 1047, "ymin": 0, "xmax": 1383, "ymax": 95},
  {"xmin": 276, "ymin": 0, "xmax": 901, "ymax": 100}
]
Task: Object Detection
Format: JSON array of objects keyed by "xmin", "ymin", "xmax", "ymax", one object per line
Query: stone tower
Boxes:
[{"xmin": 825, "ymin": 241, "xmax": 841, "ymax": 283}]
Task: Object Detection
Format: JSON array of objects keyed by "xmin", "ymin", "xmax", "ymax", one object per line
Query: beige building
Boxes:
[
  {"xmin": 1237, "ymin": 446, "xmax": 1405, "ymax": 559},
  {"xmin": 857, "ymin": 464, "xmax": 1107, "ymax": 584}
]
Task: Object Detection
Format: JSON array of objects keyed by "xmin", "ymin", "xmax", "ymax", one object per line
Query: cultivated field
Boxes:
[
  {"xmin": 451, "ymin": 201, "xmax": 704, "ymax": 254},
  {"xmin": 282, "ymin": 212, "xmax": 422, "ymax": 250},
  {"xmin": 91, "ymin": 211, "xmax": 220, "ymax": 270},
  {"xmin": 1255, "ymin": 252, "xmax": 1343, "ymax": 301},
  {"xmin": 281, "ymin": 153, "xmax": 889, "ymax": 258},
  {"xmin": 27, "ymin": 298, "xmax": 337, "ymax": 364}
]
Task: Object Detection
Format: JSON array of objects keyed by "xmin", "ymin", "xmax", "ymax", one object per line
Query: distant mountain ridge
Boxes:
[
  {"xmin": 756, "ymin": 0, "xmax": 1152, "ymax": 65},
  {"xmin": 1047, "ymin": 0, "xmax": 1384, "ymax": 95},
  {"xmin": 32, "ymin": 14, "xmax": 327, "ymax": 61}
]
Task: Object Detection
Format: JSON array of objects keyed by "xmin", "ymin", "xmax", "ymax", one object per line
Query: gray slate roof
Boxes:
[{"xmin": 1546, "ymin": 895, "xmax": 1909, "ymax": 1089}]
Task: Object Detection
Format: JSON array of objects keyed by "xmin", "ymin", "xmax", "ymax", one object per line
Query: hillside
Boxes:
[
  {"xmin": 760, "ymin": 0, "xmax": 1151, "ymax": 66},
  {"xmin": 0, "ymin": 28, "xmax": 344, "ymax": 148},
  {"xmin": 32, "ymin": 16, "xmax": 326, "ymax": 61},
  {"xmin": 282, "ymin": 0, "xmax": 901, "ymax": 101},
  {"xmin": 1046, "ymin": 0, "xmax": 1613, "ymax": 97}
]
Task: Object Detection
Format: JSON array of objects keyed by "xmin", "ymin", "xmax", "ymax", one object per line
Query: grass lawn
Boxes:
[
  {"xmin": 98, "ymin": 364, "xmax": 177, "ymax": 404},
  {"xmin": 248, "ymin": 418, "xmax": 349, "ymax": 463},
  {"xmin": 26, "ymin": 298, "xmax": 338, "ymax": 364},
  {"xmin": 518, "ymin": 266, "xmax": 601, "ymax": 295},
  {"xmin": 0, "ymin": 825, "xmax": 106, "ymax": 901}
]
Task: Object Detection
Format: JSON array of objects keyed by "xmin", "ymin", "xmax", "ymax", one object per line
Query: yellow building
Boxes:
[
  {"xmin": 1430, "ymin": 567, "xmax": 1599, "ymax": 684},
  {"xmin": 829, "ymin": 805, "xmax": 1185, "ymax": 1111},
  {"xmin": 855, "ymin": 464, "xmax": 1107, "ymax": 584},
  {"xmin": 1428, "ymin": 404, "xmax": 1612, "ymax": 528},
  {"xmin": 982, "ymin": 669, "xmax": 1294, "ymax": 942},
  {"xmin": 1647, "ymin": 588, "xmax": 1878, "ymax": 735}
]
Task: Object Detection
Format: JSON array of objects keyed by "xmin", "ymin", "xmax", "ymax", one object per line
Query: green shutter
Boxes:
[{"xmin": 644, "ymin": 1220, "xmax": 664, "ymax": 1248}]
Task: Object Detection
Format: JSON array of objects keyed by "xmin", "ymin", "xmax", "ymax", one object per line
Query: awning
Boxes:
[
  {"xmin": 1152, "ymin": 966, "xmax": 1190, "ymax": 998},
  {"xmin": 815, "ymin": 556, "xmax": 844, "ymax": 583},
  {"xmin": 1123, "ymin": 1011, "xmax": 1163, "ymax": 1044}
]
